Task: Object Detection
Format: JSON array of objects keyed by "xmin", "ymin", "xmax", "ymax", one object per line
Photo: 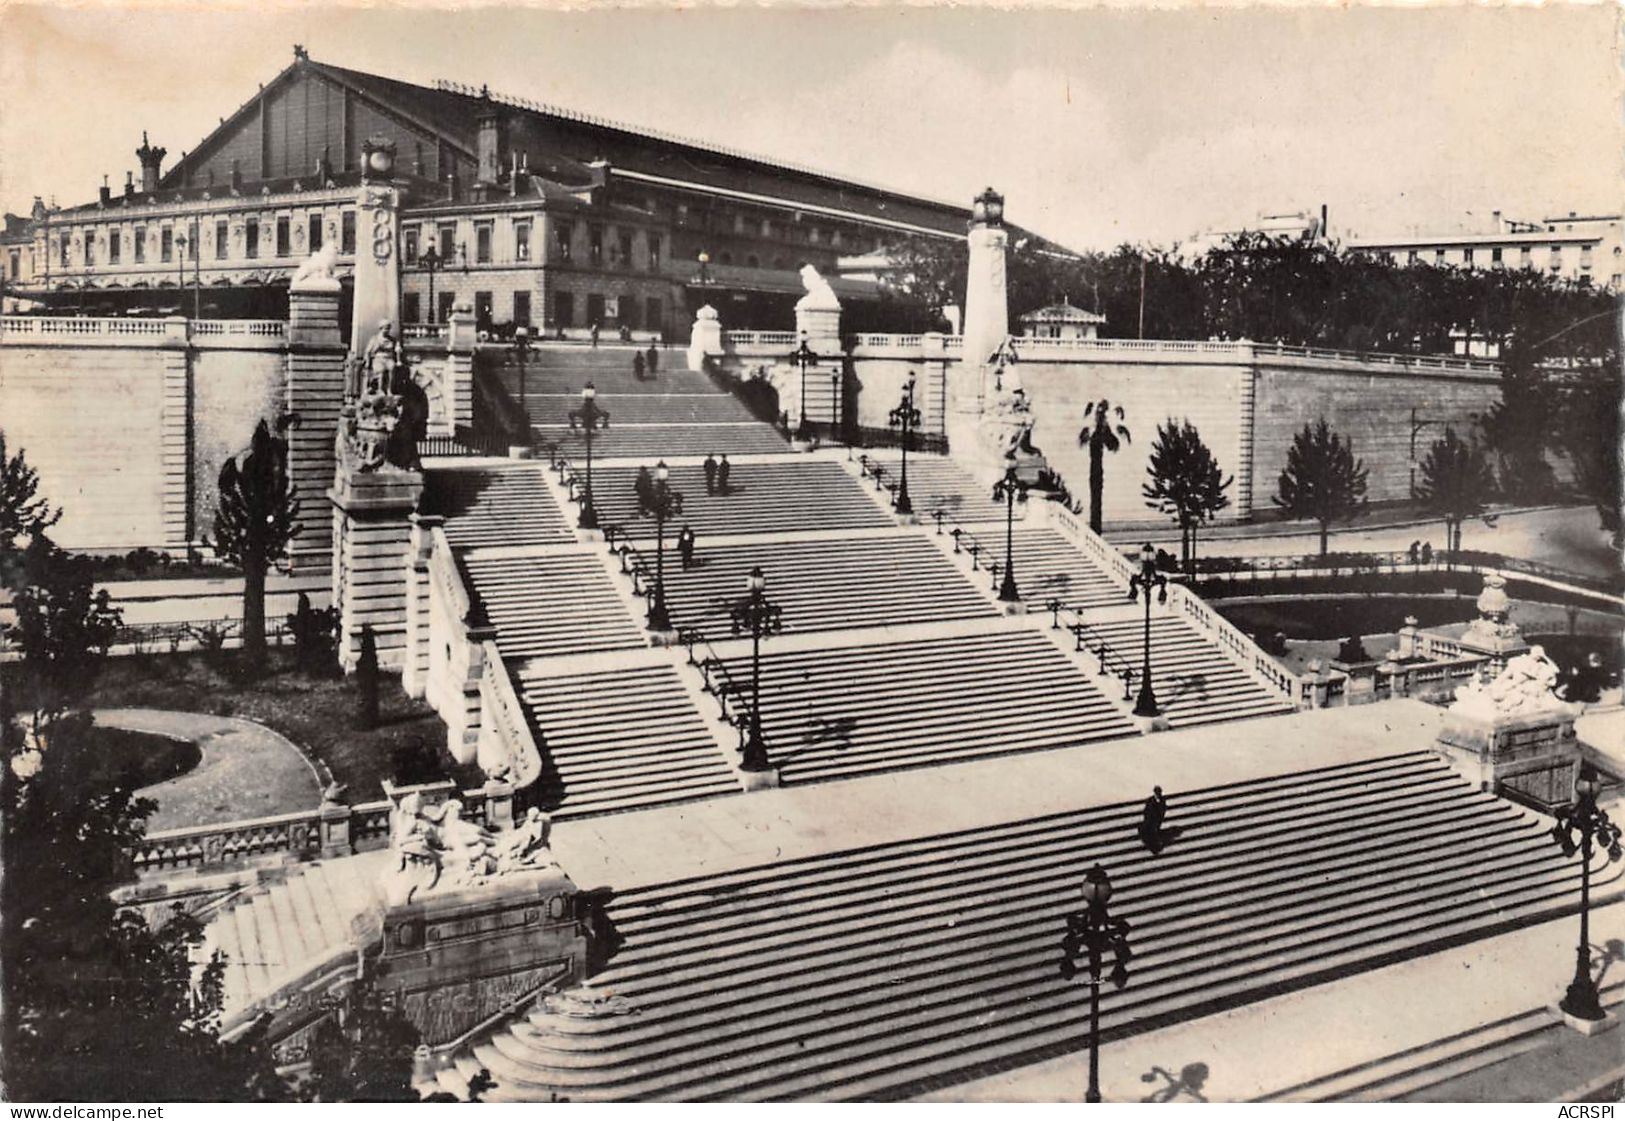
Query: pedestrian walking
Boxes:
[
  {"xmin": 634, "ymin": 465, "xmax": 654, "ymax": 516},
  {"xmin": 1420, "ymin": 540, "xmax": 1433, "ymax": 565},
  {"xmin": 1407, "ymin": 539, "xmax": 1421, "ymax": 565},
  {"xmin": 619, "ymin": 323, "xmax": 632, "ymax": 343},
  {"xmin": 646, "ymin": 344, "xmax": 659, "ymax": 376},
  {"xmin": 703, "ymin": 453, "xmax": 718, "ymax": 496},
  {"xmin": 677, "ymin": 525, "xmax": 696, "ymax": 569},
  {"xmin": 590, "ymin": 322, "xmax": 600, "ymax": 349},
  {"xmin": 633, "ymin": 351, "xmax": 646, "ymax": 380},
  {"xmin": 1138, "ymin": 785, "xmax": 1168, "ymax": 854},
  {"xmin": 716, "ymin": 454, "xmax": 732, "ymax": 495}
]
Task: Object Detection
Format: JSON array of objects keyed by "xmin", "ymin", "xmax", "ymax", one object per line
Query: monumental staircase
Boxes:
[
  {"xmin": 493, "ymin": 344, "xmax": 787, "ymax": 461},
  {"xmin": 421, "ymin": 751, "xmax": 1616, "ymax": 1101},
  {"xmin": 414, "ymin": 363, "xmax": 1305, "ymax": 819}
]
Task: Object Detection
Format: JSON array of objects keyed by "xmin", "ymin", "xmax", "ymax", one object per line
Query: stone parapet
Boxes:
[
  {"xmin": 1435, "ymin": 704, "xmax": 1581, "ymax": 810},
  {"xmin": 330, "ymin": 467, "xmax": 424, "ymax": 672}
]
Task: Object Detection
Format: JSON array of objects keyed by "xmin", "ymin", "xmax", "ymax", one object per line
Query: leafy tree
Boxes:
[
  {"xmin": 1076, "ymin": 400, "xmax": 1131, "ymax": 533},
  {"xmin": 1561, "ymin": 372, "xmax": 1623, "ymax": 548},
  {"xmin": 356, "ymin": 624, "xmax": 380, "ymax": 731},
  {"xmin": 1, "ymin": 718, "xmax": 284, "ymax": 1098},
  {"xmin": 5, "ymin": 539, "xmax": 122, "ymax": 740},
  {"xmin": 1415, "ymin": 426, "xmax": 1495, "ymax": 555},
  {"xmin": 303, "ymin": 1000, "xmax": 422, "ymax": 1102},
  {"xmin": 210, "ymin": 419, "xmax": 300, "ymax": 670},
  {"xmin": 1142, "ymin": 418, "xmax": 1233, "ymax": 575},
  {"xmin": 1480, "ymin": 366, "xmax": 1560, "ymax": 500},
  {"xmin": 0, "ymin": 431, "xmax": 61, "ymax": 581},
  {"xmin": 1273, "ymin": 418, "xmax": 1369, "ymax": 555}
]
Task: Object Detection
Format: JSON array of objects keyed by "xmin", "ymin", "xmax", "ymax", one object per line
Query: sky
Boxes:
[{"xmin": 0, "ymin": 2, "xmax": 1618, "ymax": 253}]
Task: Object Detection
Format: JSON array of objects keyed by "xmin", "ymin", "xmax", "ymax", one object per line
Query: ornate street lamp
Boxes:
[
  {"xmin": 991, "ymin": 458, "xmax": 1028, "ymax": 602},
  {"xmin": 1550, "ymin": 765, "xmax": 1622, "ymax": 1022},
  {"xmin": 889, "ymin": 371, "xmax": 921, "ymax": 515},
  {"xmin": 1060, "ymin": 864, "xmax": 1133, "ymax": 1104},
  {"xmin": 512, "ymin": 325, "xmax": 531, "ymax": 426},
  {"xmin": 789, "ymin": 337, "xmax": 819, "ymax": 440},
  {"xmin": 1127, "ymin": 543, "xmax": 1169, "ymax": 719},
  {"xmin": 646, "ymin": 460, "xmax": 683, "ymax": 632},
  {"xmin": 830, "ymin": 372, "xmax": 841, "ymax": 432},
  {"xmin": 730, "ymin": 566, "xmax": 783, "ymax": 773},
  {"xmin": 567, "ymin": 382, "xmax": 610, "ymax": 529},
  {"xmin": 419, "ymin": 245, "xmax": 442, "ymax": 324}
]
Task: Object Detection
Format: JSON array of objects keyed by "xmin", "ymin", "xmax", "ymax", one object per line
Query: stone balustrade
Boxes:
[
  {"xmin": 2, "ymin": 314, "xmax": 285, "ymax": 349},
  {"xmin": 130, "ymin": 777, "xmax": 523, "ymax": 878}
]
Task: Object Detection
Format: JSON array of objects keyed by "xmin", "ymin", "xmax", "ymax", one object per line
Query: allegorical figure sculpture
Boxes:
[
  {"xmin": 338, "ymin": 319, "xmax": 427, "ymax": 473},
  {"xmin": 1451, "ymin": 644, "xmax": 1567, "ymax": 719},
  {"xmin": 380, "ymin": 794, "xmax": 558, "ymax": 905}
]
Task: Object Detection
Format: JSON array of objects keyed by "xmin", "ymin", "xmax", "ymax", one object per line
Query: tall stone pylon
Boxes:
[
  {"xmin": 350, "ymin": 136, "xmax": 403, "ymax": 355},
  {"xmin": 947, "ymin": 188, "xmax": 1011, "ymax": 471}
]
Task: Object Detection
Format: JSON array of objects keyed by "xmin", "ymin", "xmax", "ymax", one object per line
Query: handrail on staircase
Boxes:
[
  {"xmin": 939, "ymin": 510, "xmax": 989, "ymax": 572},
  {"xmin": 855, "ymin": 453, "xmax": 898, "ymax": 501},
  {"xmin": 603, "ymin": 524, "xmax": 654, "ymax": 598},
  {"xmin": 1045, "ymin": 599, "xmax": 1137, "ymax": 704},
  {"xmin": 676, "ymin": 626, "xmax": 750, "ymax": 749}
]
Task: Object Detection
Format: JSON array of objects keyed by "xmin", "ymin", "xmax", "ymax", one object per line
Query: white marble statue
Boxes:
[
  {"xmin": 1450, "ymin": 644, "xmax": 1567, "ymax": 719},
  {"xmin": 796, "ymin": 264, "xmax": 840, "ymax": 311},
  {"xmin": 290, "ymin": 239, "xmax": 340, "ymax": 290},
  {"xmin": 494, "ymin": 808, "xmax": 559, "ymax": 875},
  {"xmin": 380, "ymin": 793, "xmax": 538, "ymax": 904}
]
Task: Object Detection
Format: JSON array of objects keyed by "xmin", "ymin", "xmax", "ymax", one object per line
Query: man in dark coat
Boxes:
[
  {"xmin": 1138, "ymin": 786, "xmax": 1168, "ymax": 854},
  {"xmin": 646, "ymin": 344, "xmax": 660, "ymax": 376},
  {"xmin": 703, "ymin": 454, "xmax": 718, "ymax": 496},
  {"xmin": 716, "ymin": 454, "xmax": 732, "ymax": 495}
]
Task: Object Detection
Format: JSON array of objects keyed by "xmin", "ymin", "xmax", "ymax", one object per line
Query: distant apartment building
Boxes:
[{"xmin": 1347, "ymin": 210, "xmax": 1623, "ymax": 291}]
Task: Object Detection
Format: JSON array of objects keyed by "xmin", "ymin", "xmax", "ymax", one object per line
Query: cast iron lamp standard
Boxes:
[
  {"xmin": 991, "ymin": 458, "xmax": 1028, "ymax": 601},
  {"xmin": 419, "ymin": 245, "xmax": 442, "ymax": 324},
  {"xmin": 1059, "ymin": 864, "xmax": 1133, "ymax": 1104},
  {"xmin": 789, "ymin": 337, "xmax": 819, "ymax": 441},
  {"xmin": 889, "ymin": 371, "xmax": 921, "ymax": 515},
  {"xmin": 567, "ymin": 382, "xmax": 610, "ymax": 529},
  {"xmin": 1127, "ymin": 543, "xmax": 1169, "ymax": 719},
  {"xmin": 646, "ymin": 460, "xmax": 683, "ymax": 632},
  {"xmin": 730, "ymin": 566, "xmax": 783, "ymax": 773},
  {"xmin": 1550, "ymin": 764, "xmax": 1622, "ymax": 1023}
]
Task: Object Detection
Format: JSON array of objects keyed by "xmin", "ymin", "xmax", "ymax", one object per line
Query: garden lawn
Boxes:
[{"xmin": 89, "ymin": 649, "xmax": 480, "ymax": 804}]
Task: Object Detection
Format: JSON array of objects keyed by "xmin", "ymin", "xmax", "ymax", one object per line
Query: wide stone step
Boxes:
[
  {"xmin": 426, "ymin": 465, "xmax": 575, "ymax": 549},
  {"xmin": 518, "ymin": 662, "xmax": 740, "ymax": 817},
  {"xmin": 452, "ymin": 754, "xmax": 1595, "ymax": 1100},
  {"xmin": 588, "ymin": 461, "xmax": 893, "ymax": 540}
]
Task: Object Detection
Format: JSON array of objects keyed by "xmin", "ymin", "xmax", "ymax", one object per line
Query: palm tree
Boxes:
[{"xmin": 1077, "ymin": 400, "xmax": 1131, "ymax": 534}]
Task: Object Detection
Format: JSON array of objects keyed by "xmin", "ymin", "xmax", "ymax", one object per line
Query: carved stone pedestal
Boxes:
[
  {"xmin": 357, "ymin": 867, "xmax": 589, "ymax": 1053},
  {"xmin": 1434, "ymin": 705, "xmax": 1581, "ymax": 810},
  {"xmin": 331, "ymin": 464, "xmax": 423, "ymax": 672}
]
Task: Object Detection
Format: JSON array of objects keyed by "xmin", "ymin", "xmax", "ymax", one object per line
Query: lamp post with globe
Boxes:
[
  {"xmin": 1551, "ymin": 765, "xmax": 1622, "ymax": 1023},
  {"xmin": 567, "ymin": 382, "xmax": 610, "ymax": 529},
  {"xmin": 1127, "ymin": 543, "xmax": 1169, "ymax": 719},
  {"xmin": 1059, "ymin": 864, "xmax": 1133, "ymax": 1103}
]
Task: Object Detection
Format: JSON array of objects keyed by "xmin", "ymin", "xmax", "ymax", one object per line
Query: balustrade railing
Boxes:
[
  {"xmin": 1166, "ymin": 585, "xmax": 1299, "ymax": 704},
  {"xmin": 478, "ymin": 640, "xmax": 544, "ymax": 788},
  {"xmin": 722, "ymin": 330, "xmax": 799, "ymax": 349},
  {"xmin": 2, "ymin": 315, "xmax": 287, "ymax": 344},
  {"xmin": 1047, "ymin": 505, "xmax": 1139, "ymax": 590},
  {"xmin": 430, "ymin": 526, "xmax": 474, "ymax": 629}
]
